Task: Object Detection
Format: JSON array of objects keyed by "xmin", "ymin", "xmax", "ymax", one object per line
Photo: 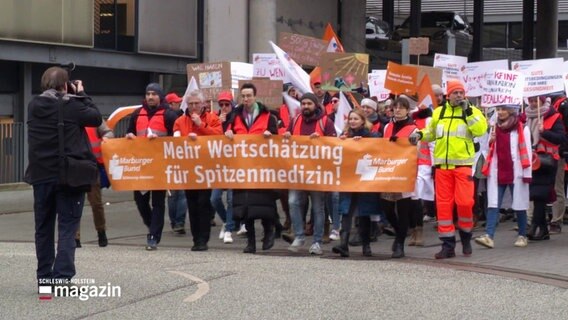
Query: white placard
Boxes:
[
  {"xmin": 461, "ymin": 59, "xmax": 509, "ymax": 97},
  {"xmin": 368, "ymin": 70, "xmax": 390, "ymax": 101},
  {"xmin": 511, "ymin": 58, "xmax": 565, "ymax": 97},
  {"xmin": 230, "ymin": 62, "xmax": 253, "ymax": 89},
  {"xmin": 433, "ymin": 53, "xmax": 468, "ymax": 94},
  {"xmin": 481, "ymin": 69, "xmax": 524, "ymax": 107},
  {"xmin": 252, "ymin": 53, "xmax": 288, "ymax": 81}
]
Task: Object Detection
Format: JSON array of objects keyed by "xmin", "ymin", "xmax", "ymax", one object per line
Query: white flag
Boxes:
[
  {"xmin": 269, "ymin": 41, "xmax": 312, "ymax": 95},
  {"xmin": 335, "ymin": 92, "xmax": 352, "ymax": 135},
  {"xmin": 283, "ymin": 93, "xmax": 301, "ymax": 119},
  {"xmin": 180, "ymin": 76, "xmax": 199, "ymax": 112}
]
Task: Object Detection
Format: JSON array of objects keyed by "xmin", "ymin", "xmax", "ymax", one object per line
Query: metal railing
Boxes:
[{"xmin": 0, "ymin": 122, "xmax": 25, "ymax": 184}]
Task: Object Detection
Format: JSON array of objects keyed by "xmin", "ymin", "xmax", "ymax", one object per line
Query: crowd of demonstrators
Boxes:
[
  {"xmin": 225, "ymin": 83, "xmax": 280, "ymax": 253},
  {"xmin": 126, "ymin": 83, "xmax": 178, "ymax": 250}
]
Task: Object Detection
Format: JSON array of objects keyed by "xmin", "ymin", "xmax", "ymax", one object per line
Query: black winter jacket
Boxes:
[{"xmin": 25, "ymin": 90, "xmax": 102, "ymax": 185}]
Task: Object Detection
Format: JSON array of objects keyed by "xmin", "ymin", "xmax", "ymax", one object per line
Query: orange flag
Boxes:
[
  {"xmin": 417, "ymin": 75, "xmax": 437, "ymax": 110},
  {"xmin": 310, "ymin": 23, "xmax": 345, "ymax": 85}
]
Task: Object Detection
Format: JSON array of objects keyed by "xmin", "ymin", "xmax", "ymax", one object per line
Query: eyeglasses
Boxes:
[{"xmin": 219, "ymin": 102, "xmax": 231, "ymax": 107}]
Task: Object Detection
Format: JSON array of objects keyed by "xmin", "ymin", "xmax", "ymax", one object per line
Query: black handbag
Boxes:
[
  {"xmin": 57, "ymin": 97, "xmax": 97, "ymax": 192},
  {"xmin": 532, "ymin": 152, "xmax": 556, "ymax": 173}
]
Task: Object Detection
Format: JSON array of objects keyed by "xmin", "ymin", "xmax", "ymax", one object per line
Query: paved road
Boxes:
[{"xmin": 1, "ymin": 187, "xmax": 568, "ymax": 319}]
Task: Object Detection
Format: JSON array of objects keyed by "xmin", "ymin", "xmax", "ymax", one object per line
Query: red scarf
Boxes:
[{"xmin": 482, "ymin": 122, "xmax": 531, "ymax": 177}]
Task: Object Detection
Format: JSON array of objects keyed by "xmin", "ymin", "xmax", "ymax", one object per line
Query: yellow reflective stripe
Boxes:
[
  {"xmin": 434, "ymin": 157, "xmax": 475, "ymax": 165},
  {"xmin": 467, "ymin": 116, "xmax": 481, "ymax": 126},
  {"xmin": 438, "ymin": 220, "xmax": 453, "ymax": 226},
  {"xmin": 458, "ymin": 217, "xmax": 473, "ymax": 223}
]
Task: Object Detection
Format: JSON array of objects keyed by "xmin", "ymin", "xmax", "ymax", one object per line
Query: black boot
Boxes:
[
  {"xmin": 243, "ymin": 220, "xmax": 256, "ymax": 253},
  {"xmin": 369, "ymin": 222, "xmax": 380, "ymax": 242},
  {"xmin": 98, "ymin": 231, "xmax": 108, "ymax": 247},
  {"xmin": 435, "ymin": 236, "xmax": 456, "ymax": 259},
  {"xmin": 459, "ymin": 230, "xmax": 472, "ymax": 257},
  {"xmin": 391, "ymin": 241, "xmax": 405, "ymax": 258},
  {"xmin": 349, "ymin": 231, "xmax": 362, "ymax": 246},
  {"xmin": 529, "ymin": 225, "xmax": 550, "ymax": 241},
  {"xmin": 359, "ymin": 216, "xmax": 372, "ymax": 257},
  {"xmin": 262, "ymin": 220, "xmax": 275, "ymax": 250},
  {"xmin": 332, "ymin": 231, "xmax": 350, "ymax": 257}
]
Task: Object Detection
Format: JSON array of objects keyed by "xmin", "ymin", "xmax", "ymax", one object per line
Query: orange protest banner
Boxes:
[
  {"xmin": 384, "ymin": 61, "xmax": 418, "ymax": 95},
  {"xmin": 102, "ymin": 135, "xmax": 417, "ymax": 192}
]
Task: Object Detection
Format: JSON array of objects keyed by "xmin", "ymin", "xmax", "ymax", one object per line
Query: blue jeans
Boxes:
[
  {"xmin": 168, "ymin": 190, "xmax": 187, "ymax": 228},
  {"xmin": 289, "ymin": 190, "xmax": 325, "ymax": 244},
  {"xmin": 326, "ymin": 192, "xmax": 340, "ymax": 230},
  {"xmin": 33, "ymin": 181, "xmax": 85, "ymax": 280},
  {"xmin": 486, "ymin": 184, "xmax": 527, "ymax": 238},
  {"xmin": 210, "ymin": 189, "xmax": 234, "ymax": 232}
]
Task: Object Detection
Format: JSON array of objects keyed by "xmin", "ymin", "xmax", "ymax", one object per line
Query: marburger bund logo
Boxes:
[
  {"xmin": 109, "ymin": 154, "xmax": 153, "ymax": 180},
  {"xmin": 355, "ymin": 154, "xmax": 409, "ymax": 181}
]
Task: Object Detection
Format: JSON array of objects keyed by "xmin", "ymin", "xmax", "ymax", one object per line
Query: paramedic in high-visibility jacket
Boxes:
[{"xmin": 409, "ymin": 80, "xmax": 488, "ymax": 259}]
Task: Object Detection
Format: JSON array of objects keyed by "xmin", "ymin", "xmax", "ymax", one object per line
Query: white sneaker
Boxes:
[
  {"xmin": 218, "ymin": 223, "xmax": 226, "ymax": 240},
  {"xmin": 309, "ymin": 242, "xmax": 323, "ymax": 255},
  {"xmin": 236, "ymin": 224, "xmax": 247, "ymax": 236},
  {"xmin": 288, "ymin": 238, "xmax": 305, "ymax": 252},
  {"xmin": 514, "ymin": 236, "xmax": 528, "ymax": 247},
  {"xmin": 223, "ymin": 232, "xmax": 233, "ymax": 244},
  {"xmin": 423, "ymin": 215, "xmax": 435, "ymax": 223},
  {"xmin": 329, "ymin": 229, "xmax": 340, "ymax": 241},
  {"xmin": 474, "ymin": 234, "xmax": 494, "ymax": 249}
]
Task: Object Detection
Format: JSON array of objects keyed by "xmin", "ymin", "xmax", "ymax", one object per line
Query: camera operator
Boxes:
[{"xmin": 25, "ymin": 66, "xmax": 102, "ymax": 290}]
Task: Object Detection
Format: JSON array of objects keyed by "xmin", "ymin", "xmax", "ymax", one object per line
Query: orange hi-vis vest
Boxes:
[
  {"xmin": 414, "ymin": 117, "xmax": 432, "ymax": 166},
  {"xmin": 85, "ymin": 127, "xmax": 103, "ymax": 164},
  {"xmin": 371, "ymin": 121, "xmax": 382, "ymax": 133},
  {"xmin": 383, "ymin": 121, "xmax": 417, "ymax": 139},
  {"xmin": 230, "ymin": 112, "xmax": 270, "ymax": 134},
  {"xmin": 535, "ymin": 113, "xmax": 561, "ymax": 160},
  {"xmin": 291, "ymin": 115, "xmax": 328, "ymax": 136},
  {"xmin": 136, "ymin": 108, "xmax": 167, "ymax": 137}
]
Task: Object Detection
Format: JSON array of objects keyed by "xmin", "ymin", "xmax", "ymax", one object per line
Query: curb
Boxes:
[{"xmin": 0, "ymin": 183, "xmax": 31, "ymax": 192}]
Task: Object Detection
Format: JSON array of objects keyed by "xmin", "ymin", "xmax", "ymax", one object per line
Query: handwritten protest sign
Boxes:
[
  {"xmin": 384, "ymin": 62, "xmax": 418, "ymax": 95},
  {"xmin": 278, "ymin": 32, "xmax": 328, "ymax": 66},
  {"xmin": 511, "ymin": 58, "xmax": 564, "ymax": 97},
  {"xmin": 461, "ymin": 59, "xmax": 508, "ymax": 97},
  {"xmin": 408, "ymin": 37, "xmax": 429, "ymax": 56},
  {"xmin": 433, "ymin": 53, "xmax": 468, "ymax": 93},
  {"xmin": 368, "ymin": 70, "xmax": 390, "ymax": 101},
  {"xmin": 481, "ymin": 70, "xmax": 524, "ymax": 107},
  {"xmin": 238, "ymin": 78, "xmax": 283, "ymax": 110},
  {"xmin": 252, "ymin": 53, "xmax": 287, "ymax": 81},
  {"xmin": 187, "ymin": 62, "xmax": 232, "ymax": 100},
  {"xmin": 320, "ymin": 52, "xmax": 369, "ymax": 91},
  {"xmin": 102, "ymin": 135, "xmax": 418, "ymax": 192}
]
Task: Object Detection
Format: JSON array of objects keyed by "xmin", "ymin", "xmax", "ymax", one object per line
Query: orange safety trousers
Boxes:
[{"xmin": 435, "ymin": 166, "xmax": 474, "ymax": 237}]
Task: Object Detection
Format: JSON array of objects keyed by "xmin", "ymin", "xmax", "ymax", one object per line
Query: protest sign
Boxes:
[
  {"xmin": 461, "ymin": 59, "xmax": 508, "ymax": 97},
  {"xmin": 102, "ymin": 135, "xmax": 418, "ymax": 192},
  {"xmin": 433, "ymin": 53, "xmax": 468, "ymax": 93},
  {"xmin": 408, "ymin": 37, "xmax": 429, "ymax": 56},
  {"xmin": 412, "ymin": 65, "xmax": 443, "ymax": 89},
  {"xmin": 511, "ymin": 58, "xmax": 564, "ymax": 97},
  {"xmin": 481, "ymin": 70, "xmax": 524, "ymax": 107},
  {"xmin": 368, "ymin": 70, "xmax": 390, "ymax": 101},
  {"xmin": 237, "ymin": 78, "xmax": 283, "ymax": 110},
  {"xmin": 187, "ymin": 62, "xmax": 232, "ymax": 100},
  {"xmin": 231, "ymin": 62, "xmax": 253, "ymax": 89},
  {"xmin": 252, "ymin": 53, "xmax": 287, "ymax": 81},
  {"xmin": 278, "ymin": 32, "xmax": 329, "ymax": 66},
  {"xmin": 384, "ymin": 62, "xmax": 418, "ymax": 95},
  {"xmin": 320, "ymin": 52, "xmax": 369, "ymax": 91}
]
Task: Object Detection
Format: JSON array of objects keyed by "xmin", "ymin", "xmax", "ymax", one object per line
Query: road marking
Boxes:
[{"xmin": 168, "ymin": 270, "xmax": 210, "ymax": 302}]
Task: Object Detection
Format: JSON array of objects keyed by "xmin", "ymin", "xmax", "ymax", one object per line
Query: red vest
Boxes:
[
  {"xmin": 383, "ymin": 122, "xmax": 417, "ymax": 138},
  {"xmin": 231, "ymin": 112, "xmax": 270, "ymax": 134},
  {"xmin": 371, "ymin": 122, "xmax": 381, "ymax": 133},
  {"xmin": 413, "ymin": 117, "xmax": 431, "ymax": 165},
  {"xmin": 291, "ymin": 115, "xmax": 328, "ymax": 136},
  {"xmin": 85, "ymin": 127, "xmax": 103, "ymax": 164},
  {"xmin": 136, "ymin": 108, "xmax": 167, "ymax": 137},
  {"xmin": 536, "ymin": 113, "xmax": 561, "ymax": 160}
]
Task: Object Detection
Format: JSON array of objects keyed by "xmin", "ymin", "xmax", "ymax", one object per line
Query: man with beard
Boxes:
[
  {"xmin": 126, "ymin": 83, "xmax": 178, "ymax": 250},
  {"xmin": 283, "ymin": 92, "xmax": 336, "ymax": 255}
]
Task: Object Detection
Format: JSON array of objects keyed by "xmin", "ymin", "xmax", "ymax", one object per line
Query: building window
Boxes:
[
  {"xmin": 482, "ymin": 23, "xmax": 507, "ymax": 48},
  {"xmin": 94, "ymin": 0, "xmax": 136, "ymax": 52}
]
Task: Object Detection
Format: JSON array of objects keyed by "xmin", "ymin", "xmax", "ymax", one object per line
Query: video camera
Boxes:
[{"xmin": 59, "ymin": 62, "xmax": 80, "ymax": 94}]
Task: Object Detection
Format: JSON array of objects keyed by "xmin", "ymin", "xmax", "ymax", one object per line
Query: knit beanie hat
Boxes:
[
  {"xmin": 300, "ymin": 92, "xmax": 321, "ymax": 108},
  {"xmin": 446, "ymin": 80, "xmax": 465, "ymax": 96},
  {"xmin": 146, "ymin": 82, "xmax": 164, "ymax": 99},
  {"xmin": 361, "ymin": 98, "xmax": 378, "ymax": 111}
]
